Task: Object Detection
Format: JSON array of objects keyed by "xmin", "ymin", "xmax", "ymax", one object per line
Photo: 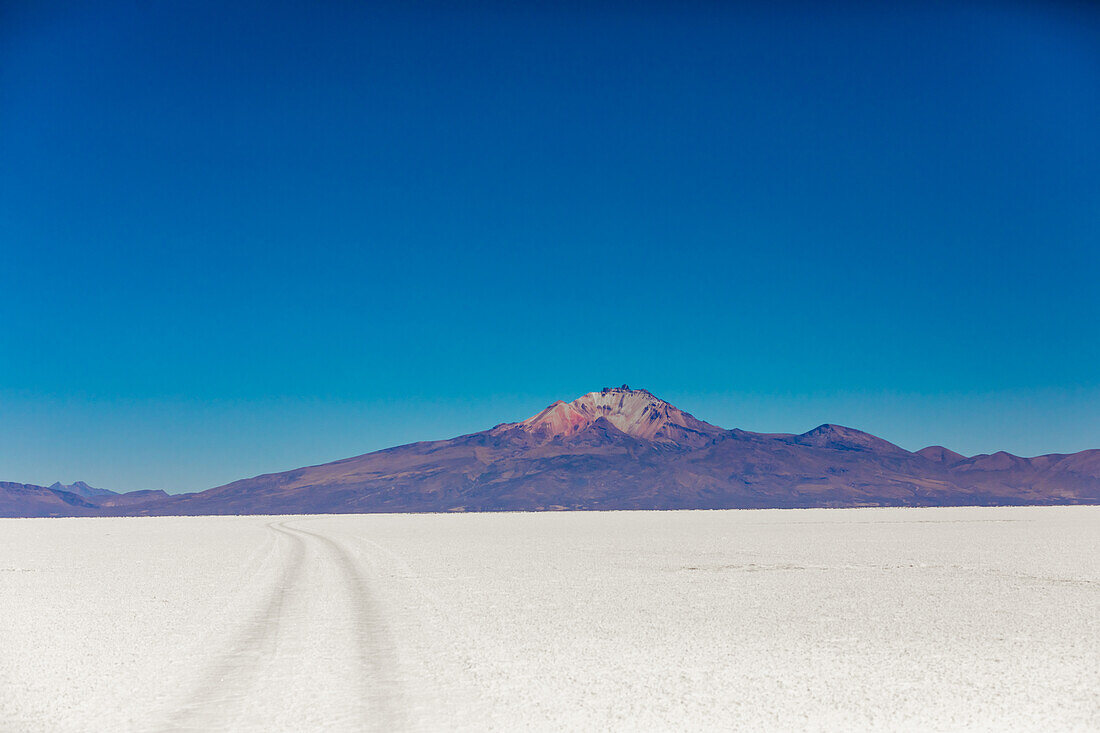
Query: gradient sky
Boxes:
[{"xmin": 2, "ymin": 1, "xmax": 1098, "ymax": 492}]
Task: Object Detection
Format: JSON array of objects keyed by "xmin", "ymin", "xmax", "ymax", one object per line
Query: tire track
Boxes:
[
  {"xmin": 279, "ymin": 521, "xmax": 406, "ymax": 732},
  {"xmin": 162, "ymin": 520, "xmax": 306, "ymax": 732}
]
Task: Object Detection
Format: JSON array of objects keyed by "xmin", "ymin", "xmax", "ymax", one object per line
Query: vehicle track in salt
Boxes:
[
  {"xmin": 163, "ymin": 520, "xmax": 307, "ymax": 732},
  {"xmin": 279, "ymin": 521, "xmax": 406, "ymax": 732},
  {"xmin": 162, "ymin": 519, "xmax": 403, "ymax": 732}
]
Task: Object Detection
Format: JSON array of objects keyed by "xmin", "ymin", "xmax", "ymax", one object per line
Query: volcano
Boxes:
[
  {"xmin": 4, "ymin": 386, "xmax": 1099, "ymax": 516},
  {"xmin": 493, "ymin": 386, "xmax": 725, "ymax": 447}
]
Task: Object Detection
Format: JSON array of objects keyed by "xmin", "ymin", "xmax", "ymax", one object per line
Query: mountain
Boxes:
[
  {"xmin": 47, "ymin": 481, "xmax": 117, "ymax": 499},
  {"xmin": 916, "ymin": 445, "xmax": 966, "ymax": 465},
  {"xmin": 0, "ymin": 481, "xmax": 167, "ymax": 518},
  {"xmin": 0, "ymin": 482, "xmax": 103, "ymax": 518},
  {"xmin": 4, "ymin": 387, "xmax": 1099, "ymax": 517},
  {"xmin": 495, "ymin": 386, "xmax": 725, "ymax": 448}
]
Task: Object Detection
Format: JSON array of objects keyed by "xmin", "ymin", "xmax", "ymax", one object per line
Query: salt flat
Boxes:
[{"xmin": 0, "ymin": 507, "xmax": 1097, "ymax": 732}]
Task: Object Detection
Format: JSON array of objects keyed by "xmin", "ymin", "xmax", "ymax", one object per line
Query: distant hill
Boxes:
[
  {"xmin": 4, "ymin": 387, "xmax": 1098, "ymax": 517},
  {"xmin": 47, "ymin": 481, "xmax": 117, "ymax": 500},
  {"xmin": 0, "ymin": 481, "xmax": 168, "ymax": 518}
]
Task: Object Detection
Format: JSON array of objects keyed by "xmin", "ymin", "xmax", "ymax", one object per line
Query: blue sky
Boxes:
[{"xmin": 2, "ymin": 1, "xmax": 1098, "ymax": 492}]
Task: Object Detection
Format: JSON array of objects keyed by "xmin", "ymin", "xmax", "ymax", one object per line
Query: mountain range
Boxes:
[
  {"xmin": 3, "ymin": 386, "xmax": 1098, "ymax": 517},
  {"xmin": 0, "ymin": 480, "xmax": 168, "ymax": 518}
]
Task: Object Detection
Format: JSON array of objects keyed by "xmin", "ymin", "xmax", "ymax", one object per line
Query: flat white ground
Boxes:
[{"xmin": 0, "ymin": 507, "xmax": 1097, "ymax": 732}]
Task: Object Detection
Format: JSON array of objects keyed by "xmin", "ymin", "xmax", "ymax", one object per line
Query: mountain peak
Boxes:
[
  {"xmin": 46, "ymin": 481, "xmax": 117, "ymax": 499},
  {"xmin": 794, "ymin": 424, "xmax": 907, "ymax": 453},
  {"xmin": 499, "ymin": 387, "xmax": 724, "ymax": 447},
  {"xmin": 917, "ymin": 445, "xmax": 966, "ymax": 464}
]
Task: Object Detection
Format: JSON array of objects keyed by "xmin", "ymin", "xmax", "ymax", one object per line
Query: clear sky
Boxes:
[{"xmin": 2, "ymin": 1, "xmax": 1098, "ymax": 492}]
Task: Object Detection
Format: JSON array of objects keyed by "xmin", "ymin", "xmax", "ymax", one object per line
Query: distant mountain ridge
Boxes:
[
  {"xmin": 2, "ymin": 386, "xmax": 1098, "ymax": 517},
  {"xmin": 0, "ymin": 481, "xmax": 168, "ymax": 518},
  {"xmin": 47, "ymin": 481, "xmax": 117, "ymax": 499}
]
